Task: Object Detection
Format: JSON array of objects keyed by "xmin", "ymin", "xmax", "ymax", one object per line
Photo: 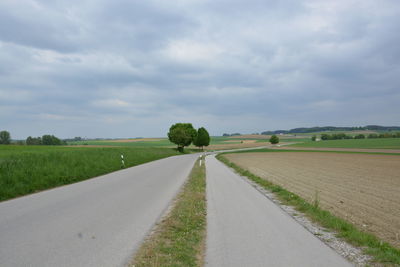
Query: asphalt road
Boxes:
[
  {"xmin": 0, "ymin": 154, "xmax": 198, "ymax": 267},
  {"xmin": 205, "ymin": 155, "xmax": 353, "ymax": 267}
]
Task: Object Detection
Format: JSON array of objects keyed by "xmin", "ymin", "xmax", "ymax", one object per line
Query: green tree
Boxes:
[
  {"xmin": 42, "ymin": 135, "xmax": 62, "ymax": 145},
  {"xmin": 311, "ymin": 135, "xmax": 317, "ymax": 141},
  {"xmin": 269, "ymin": 134, "xmax": 279, "ymax": 144},
  {"xmin": 0, "ymin": 131, "xmax": 11, "ymax": 144},
  {"xmin": 193, "ymin": 127, "xmax": 210, "ymax": 150},
  {"xmin": 168, "ymin": 123, "xmax": 197, "ymax": 152},
  {"xmin": 354, "ymin": 134, "xmax": 365, "ymax": 139},
  {"xmin": 321, "ymin": 134, "xmax": 330, "ymax": 140},
  {"xmin": 26, "ymin": 136, "xmax": 42, "ymax": 145}
]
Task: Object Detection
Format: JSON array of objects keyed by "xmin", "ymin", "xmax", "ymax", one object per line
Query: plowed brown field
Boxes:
[{"xmin": 225, "ymin": 152, "xmax": 400, "ymax": 248}]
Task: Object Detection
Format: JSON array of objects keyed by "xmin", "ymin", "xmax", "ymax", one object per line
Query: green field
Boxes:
[
  {"xmin": 67, "ymin": 136, "xmax": 259, "ymax": 147},
  {"xmin": 290, "ymin": 138, "xmax": 400, "ymax": 149},
  {"xmin": 0, "ymin": 145, "xmax": 181, "ymax": 202},
  {"xmin": 68, "ymin": 139, "xmax": 174, "ymax": 147}
]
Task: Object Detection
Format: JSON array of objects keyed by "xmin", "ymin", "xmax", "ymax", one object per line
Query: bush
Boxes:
[
  {"xmin": 269, "ymin": 135, "xmax": 279, "ymax": 144},
  {"xmin": 311, "ymin": 135, "xmax": 317, "ymax": 141}
]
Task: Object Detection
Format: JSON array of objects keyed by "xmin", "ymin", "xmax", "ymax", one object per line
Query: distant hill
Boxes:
[{"xmin": 260, "ymin": 125, "xmax": 400, "ymax": 135}]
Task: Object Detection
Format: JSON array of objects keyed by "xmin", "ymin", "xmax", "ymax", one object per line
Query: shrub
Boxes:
[{"xmin": 269, "ymin": 135, "xmax": 279, "ymax": 144}]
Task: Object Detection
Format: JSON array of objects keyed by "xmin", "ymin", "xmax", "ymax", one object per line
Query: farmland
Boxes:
[
  {"xmin": 68, "ymin": 136, "xmax": 272, "ymax": 150},
  {"xmin": 290, "ymin": 137, "xmax": 400, "ymax": 149},
  {"xmin": 224, "ymin": 151, "xmax": 400, "ymax": 249},
  {"xmin": 0, "ymin": 145, "xmax": 181, "ymax": 201}
]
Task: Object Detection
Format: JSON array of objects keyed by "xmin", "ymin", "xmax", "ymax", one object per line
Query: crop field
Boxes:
[
  {"xmin": 224, "ymin": 151, "xmax": 400, "ymax": 248},
  {"xmin": 68, "ymin": 138, "xmax": 174, "ymax": 147},
  {"xmin": 0, "ymin": 145, "xmax": 180, "ymax": 201},
  {"xmin": 68, "ymin": 136, "xmax": 272, "ymax": 151},
  {"xmin": 291, "ymin": 137, "xmax": 400, "ymax": 149}
]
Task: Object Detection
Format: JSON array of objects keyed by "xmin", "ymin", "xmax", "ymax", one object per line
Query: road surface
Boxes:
[
  {"xmin": 205, "ymin": 155, "xmax": 352, "ymax": 267},
  {"xmin": 0, "ymin": 154, "xmax": 198, "ymax": 267}
]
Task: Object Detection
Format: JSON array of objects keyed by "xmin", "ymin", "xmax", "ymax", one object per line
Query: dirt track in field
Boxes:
[{"xmin": 225, "ymin": 152, "xmax": 400, "ymax": 248}]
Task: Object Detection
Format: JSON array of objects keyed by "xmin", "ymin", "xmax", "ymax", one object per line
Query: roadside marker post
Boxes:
[{"xmin": 121, "ymin": 154, "xmax": 125, "ymax": 168}]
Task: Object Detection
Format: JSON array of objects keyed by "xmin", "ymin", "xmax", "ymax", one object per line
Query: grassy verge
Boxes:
[
  {"xmin": 132, "ymin": 157, "xmax": 206, "ymax": 267},
  {"xmin": 216, "ymin": 154, "xmax": 400, "ymax": 266},
  {"xmin": 0, "ymin": 146, "xmax": 181, "ymax": 201}
]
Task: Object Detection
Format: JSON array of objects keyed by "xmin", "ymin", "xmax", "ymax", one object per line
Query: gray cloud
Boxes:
[{"xmin": 1, "ymin": 0, "xmax": 399, "ymax": 138}]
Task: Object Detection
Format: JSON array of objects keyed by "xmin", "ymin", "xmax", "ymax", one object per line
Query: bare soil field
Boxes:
[{"xmin": 225, "ymin": 152, "xmax": 400, "ymax": 248}]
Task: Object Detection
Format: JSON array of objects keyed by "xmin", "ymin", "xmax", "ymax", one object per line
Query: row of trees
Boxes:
[
  {"xmin": 0, "ymin": 130, "xmax": 65, "ymax": 146},
  {"xmin": 168, "ymin": 123, "xmax": 210, "ymax": 152},
  {"xmin": 262, "ymin": 125, "xmax": 400, "ymax": 135},
  {"xmin": 26, "ymin": 135, "xmax": 65, "ymax": 145},
  {"xmin": 315, "ymin": 132, "xmax": 400, "ymax": 141}
]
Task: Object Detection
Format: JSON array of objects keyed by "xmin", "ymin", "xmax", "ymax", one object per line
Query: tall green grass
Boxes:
[{"xmin": 0, "ymin": 146, "xmax": 180, "ymax": 201}]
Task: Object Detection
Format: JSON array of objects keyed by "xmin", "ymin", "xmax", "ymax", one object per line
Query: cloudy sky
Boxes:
[{"xmin": 1, "ymin": 0, "xmax": 399, "ymax": 139}]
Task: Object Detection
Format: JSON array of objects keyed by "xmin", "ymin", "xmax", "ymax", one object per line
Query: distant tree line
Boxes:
[
  {"xmin": 222, "ymin": 133, "xmax": 242, "ymax": 137},
  {"xmin": 318, "ymin": 132, "xmax": 400, "ymax": 141},
  {"xmin": 261, "ymin": 125, "xmax": 400, "ymax": 135},
  {"xmin": 26, "ymin": 135, "xmax": 65, "ymax": 145},
  {"xmin": 63, "ymin": 137, "xmax": 84, "ymax": 142}
]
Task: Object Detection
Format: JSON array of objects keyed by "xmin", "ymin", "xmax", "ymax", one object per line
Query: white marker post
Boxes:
[
  {"xmin": 199, "ymin": 155, "xmax": 202, "ymax": 166},
  {"xmin": 121, "ymin": 154, "xmax": 125, "ymax": 168}
]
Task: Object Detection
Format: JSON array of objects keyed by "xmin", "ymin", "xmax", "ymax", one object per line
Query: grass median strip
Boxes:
[
  {"xmin": 216, "ymin": 154, "xmax": 400, "ymax": 266},
  {"xmin": 132, "ymin": 157, "xmax": 206, "ymax": 267}
]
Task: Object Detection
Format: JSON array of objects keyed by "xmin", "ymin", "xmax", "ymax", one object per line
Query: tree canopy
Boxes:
[
  {"xmin": 168, "ymin": 123, "xmax": 197, "ymax": 151},
  {"xmin": 26, "ymin": 135, "xmax": 63, "ymax": 145},
  {"xmin": 269, "ymin": 134, "xmax": 279, "ymax": 144},
  {"xmin": 0, "ymin": 131, "xmax": 11, "ymax": 144},
  {"xmin": 193, "ymin": 127, "xmax": 210, "ymax": 150}
]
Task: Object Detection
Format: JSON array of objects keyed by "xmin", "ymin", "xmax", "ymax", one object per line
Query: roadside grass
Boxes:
[
  {"xmin": 290, "ymin": 138, "xmax": 400, "ymax": 149},
  {"xmin": 132, "ymin": 157, "xmax": 206, "ymax": 267},
  {"xmin": 216, "ymin": 154, "xmax": 400, "ymax": 266},
  {"xmin": 0, "ymin": 146, "xmax": 181, "ymax": 201}
]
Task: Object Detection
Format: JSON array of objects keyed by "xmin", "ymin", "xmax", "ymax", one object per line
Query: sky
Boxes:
[{"xmin": 1, "ymin": 0, "xmax": 400, "ymax": 139}]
